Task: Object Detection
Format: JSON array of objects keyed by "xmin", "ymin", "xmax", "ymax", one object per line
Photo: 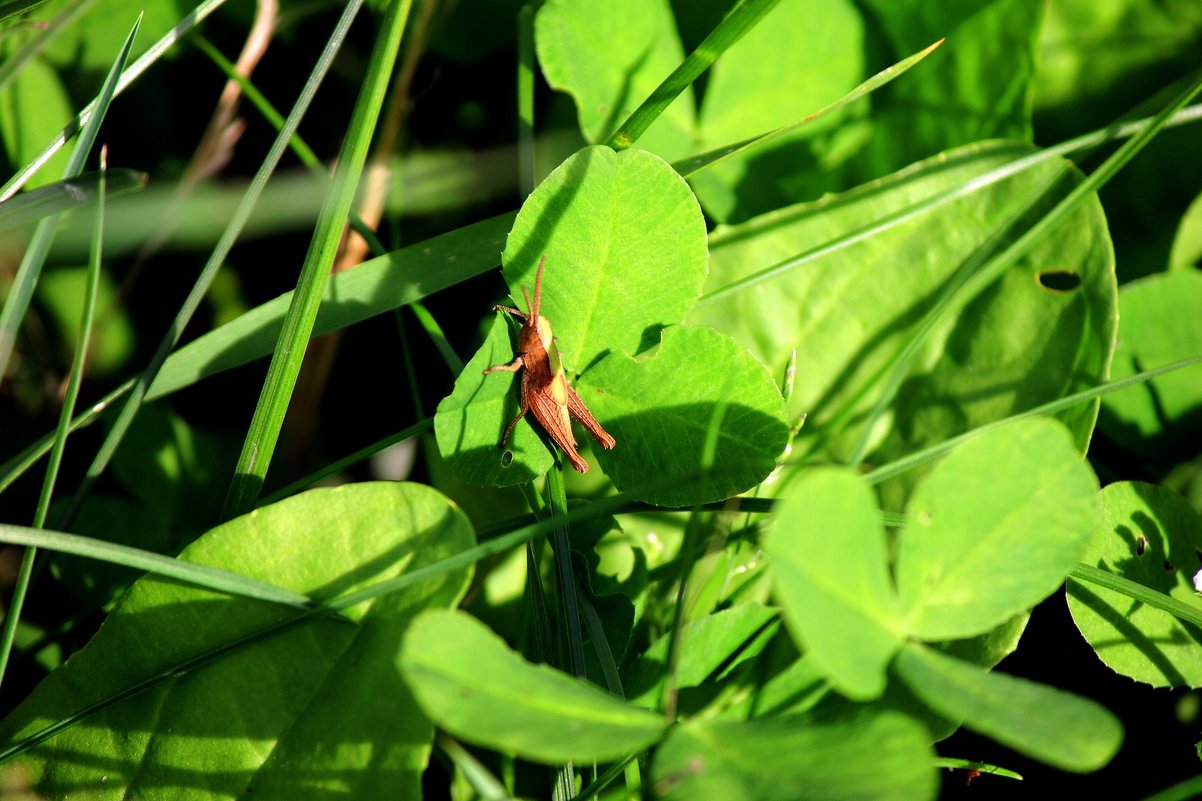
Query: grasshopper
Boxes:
[{"xmin": 483, "ymin": 255, "xmax": 616, "ymax": 472}]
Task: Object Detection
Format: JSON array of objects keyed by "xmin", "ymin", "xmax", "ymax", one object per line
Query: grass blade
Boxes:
[
  {"xmin": 0, "ymin": 524, "xmax": 312, "ymax": 608},
  {"xmin": 221, "ymin": 0, "xmax": 414, "ymax": 518},
  {"xmin": 0, "ymin": 145, "xmax": 113, "ymax": 691},
  {"xmin": 0, "ymin": 0, "xmax": 232, "ymax": 202},
  {"xmin": 55, "ymin": 0, "xmax": 370, "ymax": 530},
  {"xmin": 672, "ymin": 38, "xmax": 944, "ymax": 177},
  {"xmin": 0, "ymin": 168, "xmax": 145, "ymax": 231},
  {"xmin": 0, "ymin": 14, "xmax": 139, "ymax": 379},
  {"xmin": 605, "ymin": 0, "xmax": 784, "ymax": 150}
]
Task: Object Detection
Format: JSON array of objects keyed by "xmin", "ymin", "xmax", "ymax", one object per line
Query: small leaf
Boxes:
[
  {"xmin": 400, "ymin": 609, "xmax": 667, "ymax": 763},
  {"xmin": 689, "ymin": 141, "xmax": 1116, "ymax": 469},
  {"xmin": 896, "ymin": 418, "xmax": 1098, "ymax": 640},
  {"xmin": 1067, "ymin": 482, "xmax": 1202, "ymax": 688},
  {"xmin": 764, "ymin": 467, "xmax": 903, "ymax": 700},
  {"xmin": 1098, "ymin": 270, "xmax": 1202, "ymax": 460},
  {"xmin": 434, "ymin": 314, "xmax": 556, "ymax": 486},
  {"xmin": 895, "ymin": 642, "xmax": 1123, "ymax": 773},
  {"xmin": 623, "ymin": 603, "xmax": 779, "ymax": 707},
  {"xmin": 584, "ymin": 325, "xmax": 789, "ymax": 505},
  {"xmin": 0, "ymin": 483, "xmax": 476, "ymax": 800},
  {"xmin": 651, "ymin": 709, "xmax": 937, "ymax": 801}
]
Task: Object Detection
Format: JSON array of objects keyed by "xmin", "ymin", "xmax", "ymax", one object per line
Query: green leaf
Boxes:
[
  {"xmin": 673, "ymin": 39, "xmax": 944, "ymax": 180},
  {"xmin": 651, "ymin": 709, "xmax": 937, "ymax": 801},
  {"xmin": 584, "ymin": 325, "xmax": 789, "ymax": 505},
  {"xmin": 501, "ymin": 145, "xmax": 708, "ymax": 369},
  {"xmin": 894, "ymin": 641, "xmax": 1123, "ymax": 773},
  {"xmin": 35, "ymin": 266, "xmax": 134, "ymax": 375},
  {"xmin": 895, "ymin": 418, "xmax": 1098, "ymax": 640},
  {"xmin": 1170, "ymin": 188, "xmax": 1202, "ymax": 270},
  {"xmin": 1034, "ymin": 0, "xmax": 1202, "ymax": 116},
  {"xmin": 623, "ymin": 602, "xmax": 779, "ymax": 707},
  {"xmin": 690, "ymin": 140, "xmax": 1115, "ymax": 476},
  {"xmin": 1067, "ymin": 482, "xmax": 1202, "ymax": 688},
  {"xmin": 764, "ymin": 467, "xmax": 903, "ymax": 700},
  {"xmin": 41, "ymin": 0, "xmax": 184, "ymax": 73},
  {"xmin": 535, "ymin": 0, "xmax": 694, "ymax": 160},
  {"xmin": 854, "ymin": 0, "xmax": 1040, "ymax": 175},
  {"xmin": 400, "ymin": 609, "xmax": 667, "ymax": 763},
  {"xmin": 0, "ymin": 56, "xmax": 72, "ymax": 188},
  {"xmin": 687, "ymin": 0, "xmax": 864, "ymax": 222},
  {"xmin": 1098, "ymin": 270, "xmax": 1202, "ymax": 460},
  {"xmin": 436, "ymin": 146, "xmax": 708, "ymax": 486},
  {"xmin": 0, "ymin": 482, "xmax": 476, "ymax": 799}
]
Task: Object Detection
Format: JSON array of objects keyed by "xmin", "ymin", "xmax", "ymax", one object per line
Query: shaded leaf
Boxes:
[
  {"xmin": 1098, "ymin": 270, "xmax": 1202, "ymax": 461},
  {"xmin": 688, "ymin": 0, "xmax": 865, "ymax": 221},
  {"xmin": 1067, "ymin": 481, "xmax": 1202, "ymax": 688},
  {"xmin": 623, "ymin": 602, "xmax": 779, "ymax": 707},
  {"xmin": 536, "ymin": 0, "xmax": 694, "ymax": 159},
  {"xmin": 400, "ymin": 609, "xmax": 666, "ymax": 763},
  {"xmin": 0, "ymin": 483, "xmax": 475, "ymax": 800},
  {"xmin": 689, "ymin": 141, "xmax": 1115, "ymax": 475},
  {"xmin": 651, "ymin": 709, "xmax": 937, "ymax": 801},
  {"xmin": 584, "ymin": 325, "xmax": 789, "ymax": 505},
  {"xmin": 895, "ymin": 641, "xmax": 1122, "ymax": 773},
  {"xmin": 853, "ymin": 0, "xmax": 1040, "ymax": 176}
]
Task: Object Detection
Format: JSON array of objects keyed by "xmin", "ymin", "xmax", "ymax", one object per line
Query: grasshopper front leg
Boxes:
[{"xmin": 484, "ymin": 356, "xmax": 527, "ymax": 448}]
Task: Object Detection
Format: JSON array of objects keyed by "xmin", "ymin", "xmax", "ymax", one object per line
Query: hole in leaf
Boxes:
[
  {"xmin": 500, "ymin": 450, "xmax": 514, "ymax": 468},
  {"xmin": 1164, "ymin": 559, "xmax": 1175, "ymax": 573},
  {"xmin": 1137, "ymin": 535, "xmax": 1148, "ymax": 556},
  {"xmin": 1036, "ymin": 270, "xmax": 1081, "ymax": 293}
]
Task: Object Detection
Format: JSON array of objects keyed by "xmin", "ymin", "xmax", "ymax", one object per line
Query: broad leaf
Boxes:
[
  {"xmin": 0, "ymin": 483, "xmax": 475, "ymax": 800},
  {"xmin": 895, "ymin": 418, "xmax": 1098, "ymax": 640},
  {"xmin": 535, "ymin": 0, "xmax": 695, "ymax": 160},
  {"xmin": 1067, "ymin": 482, "xmax": 1202, "ymax": 688},
  {"xmin": 688, "ymin": 141, "xmax": 1116, "ymax": 473},
  {"xmin": 764, "ymin": 467, "xmax": 903, "ymax": 700},
  {"xmin": 584, "ymin": 324, "xmax": 789, "ymax": 505},
  {"xmin": 400, "ymin": 609, "xmax": 667, "ymax": 763},
  {"xmin": 651, "ymin": 709, "xmax": 937, "ymax": 801},
  {"xmin": 895, "ymin": 642, "xmax": 1123, "ymax": 773}
]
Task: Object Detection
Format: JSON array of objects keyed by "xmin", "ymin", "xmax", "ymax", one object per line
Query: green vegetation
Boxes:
[{"xmin": 1, "ymin": 0, "xmax": 1201, "ymax": 799}]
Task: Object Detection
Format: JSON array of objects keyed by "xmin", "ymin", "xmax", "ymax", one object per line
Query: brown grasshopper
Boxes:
[{"xmin": 483, "ymin": 255, "xmax": 616, "ymax": 472}]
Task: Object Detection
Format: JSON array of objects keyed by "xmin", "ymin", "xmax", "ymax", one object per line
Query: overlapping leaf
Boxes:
[
  {"xmin": 0, "ymin": 483, "xmax": 475, "ymax": 800},
  {"xmin": 1067, "ymin": 482, "xmax": 1202, "ymax": 687}
]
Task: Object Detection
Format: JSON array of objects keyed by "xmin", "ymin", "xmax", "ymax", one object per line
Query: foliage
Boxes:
[{"xmin": 0, "ymin": 0, "xmax": 1200, "ymax": 799}]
